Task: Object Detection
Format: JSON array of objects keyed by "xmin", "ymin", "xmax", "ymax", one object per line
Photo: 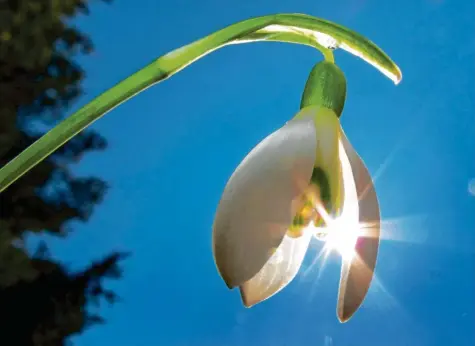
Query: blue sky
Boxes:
[{"xmin": 29, "ymin": 0, "xmax": 475, "ymax": 345}]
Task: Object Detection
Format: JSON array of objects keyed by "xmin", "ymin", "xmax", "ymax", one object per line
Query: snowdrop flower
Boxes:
[
  {"xmin": 212, "ymin": 61, "xmax": 380, "ymax": 322},
  {"xmin": 0, "ymin": 11, "xmax": 400, "ymax": 322}
]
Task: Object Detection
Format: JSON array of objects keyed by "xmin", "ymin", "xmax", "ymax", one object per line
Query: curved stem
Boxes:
[
  {"xmin": 318, "ymin": 46, "xmax": 335, "ymax": 63},
  {"xmin": 0, "ymin": 13, "xmax": 401, "ymax": 193}
]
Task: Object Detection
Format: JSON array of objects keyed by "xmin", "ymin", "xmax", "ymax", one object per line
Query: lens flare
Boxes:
[
  {"xmin": 324, "ymin": 220, "xmax": 360, "ymax": 261},
  {"xmin": 309, "ymin": 204, "xmax": 361, "ymax": 261}
]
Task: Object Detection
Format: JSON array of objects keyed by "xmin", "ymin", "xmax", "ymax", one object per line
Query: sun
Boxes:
[
  {"xmin": 323, "ymin": 221, "xmax": 360, "ymax": 260},
  {"xmin": 310, "ymin": 202, "xmax": 361, "ymax": 261},
  {"xmin": 307, "ymin": 220, "xmax": 361, "ymax": 261}
]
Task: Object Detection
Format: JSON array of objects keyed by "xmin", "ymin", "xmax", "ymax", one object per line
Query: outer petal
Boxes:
[
  {"xmin": 337, "ymin": 129, "xmax": 381, "ymax": 323},
  {"xmin": 239, "ymin": 232, "xmax": 312, "ymax": 307},
  {"xmin": 213, "ymin": 108, "xmax": 318, "ymax": 288}
]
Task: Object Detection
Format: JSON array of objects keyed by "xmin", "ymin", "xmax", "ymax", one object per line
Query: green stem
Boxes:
[
  {"xmin": 323, "ymin": 50, "xmax": 335, "ymax": 63},
  {"xmin": 0, "ymin": 13, "xmax": 402, "ymax": 193}
]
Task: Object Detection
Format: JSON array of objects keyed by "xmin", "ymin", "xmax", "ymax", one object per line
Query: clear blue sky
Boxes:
[{"xmin": 29, "ymin": 0, "xmax": 475, "ymax": 345}]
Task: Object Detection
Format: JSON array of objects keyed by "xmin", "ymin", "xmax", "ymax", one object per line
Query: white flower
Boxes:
[{"xmin": 212, "ymin": 105, "xmax": 381, "ymax": 322}]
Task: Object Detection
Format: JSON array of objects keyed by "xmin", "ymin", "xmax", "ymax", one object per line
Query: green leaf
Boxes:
[{"xmin": 0, "ymin": 13, "xmax": 402, "ymax": 193}]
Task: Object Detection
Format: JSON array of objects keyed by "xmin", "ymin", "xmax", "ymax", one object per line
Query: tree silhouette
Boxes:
[{"xmin": 0, "ymin": 0, "xmax": 126, "ymax": 344}]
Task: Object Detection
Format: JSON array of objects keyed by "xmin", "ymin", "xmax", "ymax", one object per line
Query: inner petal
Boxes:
[{"xmin": 287, "ymin": 168, "xmax": 329, "ymax": 239}]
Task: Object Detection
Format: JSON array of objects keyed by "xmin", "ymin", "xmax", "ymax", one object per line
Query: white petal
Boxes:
[
  {"xmin": 337, "ymin": 129, "xmax": 381, "ymax": 323},
  {"xmin": 239, "ymin": 232, "xmax": 312, "ymax": 307},
  {"xmin": 213, "ymin": 109, "xmax": 317, "ymax": 288}
]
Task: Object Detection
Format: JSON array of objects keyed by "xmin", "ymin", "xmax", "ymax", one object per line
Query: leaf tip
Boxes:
[{"xmin": 393, "ymin": 65, "xmax": 403, "ymax": 85}]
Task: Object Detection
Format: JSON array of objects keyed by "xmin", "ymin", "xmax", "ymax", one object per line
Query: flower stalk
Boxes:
[{"xmin": 0, "ymin": 13, "xmax": 401, "ymax": 193}]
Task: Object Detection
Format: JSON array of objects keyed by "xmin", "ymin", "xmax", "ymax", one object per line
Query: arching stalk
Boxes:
[{"xmin": 0, "ymin": 13, "xmax": 401, "ymax": 193}]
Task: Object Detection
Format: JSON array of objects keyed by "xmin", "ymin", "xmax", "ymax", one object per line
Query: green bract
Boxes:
[{"xmin": 0, "ymin": 13, "xmax": 401, "ymax": 193}]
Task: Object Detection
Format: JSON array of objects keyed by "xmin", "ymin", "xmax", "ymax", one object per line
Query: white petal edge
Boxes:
[
  {"xmin": 337, "ymin": 129, "xmax": 381, "ymax": 323},
  {"xmin": 239, "ymin": 231, "xmax": 312, "ymax": 307},
  {"xmin": 212, "ymin": 109, "xmax": 318, "ymax": 288}
]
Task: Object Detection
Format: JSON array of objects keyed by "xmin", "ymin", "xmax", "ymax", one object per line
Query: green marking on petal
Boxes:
[
  {"xmin": 303, "ymin": 199, "xmax": 313, "ymax": 208},
  {"xmin": 310, "ymin": 167, "xmax": 331, "ymax": 209},
  {"xmin": 293, "ymin": 214, "xmax": 305, "ymax": 226}
]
